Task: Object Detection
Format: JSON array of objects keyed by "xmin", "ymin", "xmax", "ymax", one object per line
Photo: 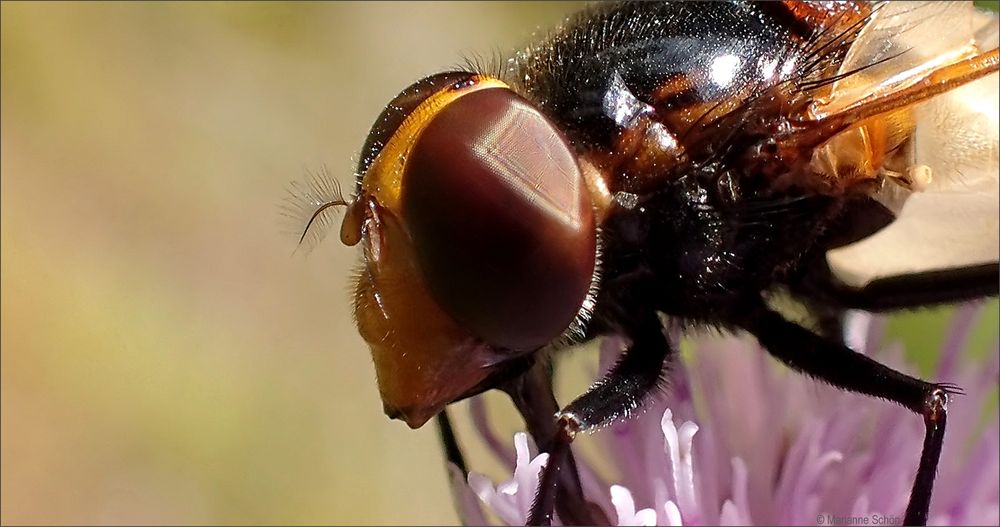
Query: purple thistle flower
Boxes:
[{"xmin": 449, "ymin": 304, "xmax": 999, "ymax": 526}]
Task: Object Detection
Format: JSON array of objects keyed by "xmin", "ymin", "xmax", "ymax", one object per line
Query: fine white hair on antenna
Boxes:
[{"xmin": 279, "ymin": 164, "xmax": 351, "ymax": 255}]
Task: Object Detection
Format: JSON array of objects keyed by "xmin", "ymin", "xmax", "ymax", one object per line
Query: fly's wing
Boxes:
[{"xmin": 822, "ymin": 2, "xmax": 999, "ymax": 290}]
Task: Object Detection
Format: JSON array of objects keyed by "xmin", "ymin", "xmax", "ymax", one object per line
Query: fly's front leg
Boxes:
[
  {"xmin": 503, "ymin": 358, "xmax": 601, "ymax": 526},
  {"xmin": 524, "ymin": 315, "xmax": 674, "ymax": 526},
  {"xmin": 435, "ymin": 409, "xmax": 467, "ymax": 475},
  {"xmin": 741, "ymin": 305, "xmax": 960, "ymax": 526}
]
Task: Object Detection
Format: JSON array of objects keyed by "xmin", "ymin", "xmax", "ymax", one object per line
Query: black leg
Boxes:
[
  {"xmin": 523, "ymin": 316, "xmax": 674, "ymax": 525},
  {"xmin": 502, "ymin": 358, "xmax": 602, "ymax": 526},
  {"xmin": 794, "ymin": 257, "xmax": 999, "ymax": 312},
  {"xmin": 436, "ymin": 408, "xmax": 467, "ymax": 475},
  {"xmin": 741, "ymin": 306, "xmax": 960, "ymax": 526}
]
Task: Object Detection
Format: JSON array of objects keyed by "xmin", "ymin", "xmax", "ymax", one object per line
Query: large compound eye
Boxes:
[{"xmin": 401, "ymin": 88, "xmax": 596, "ymax": 351}]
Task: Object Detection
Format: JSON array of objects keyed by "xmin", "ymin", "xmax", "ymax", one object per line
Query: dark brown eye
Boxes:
[{"xmin": 401, "ymin": 88, "xmax": 596, "ymax": 351}]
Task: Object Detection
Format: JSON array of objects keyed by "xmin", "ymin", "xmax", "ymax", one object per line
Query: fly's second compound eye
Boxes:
[{"xmin": 401, "ymin": 87, "xmax": 597, "ymax": 351}]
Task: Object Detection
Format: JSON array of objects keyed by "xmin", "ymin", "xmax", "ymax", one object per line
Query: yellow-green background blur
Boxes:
[{"xmin": 2, "ymin": 2, "xmax": 997, "ymax": 525}]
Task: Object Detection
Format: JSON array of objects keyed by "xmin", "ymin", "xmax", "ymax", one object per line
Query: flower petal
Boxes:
[
  {"xmin": 663, "ymin": 500, "xmax": 683, "ymax": 526},
  {"xmin": 610, "ymin": 484, "xmax": 656, "ymax": 526},
  {"xmin": 449, "ymin": 464, "xmax": 489, "ymax": 526}
]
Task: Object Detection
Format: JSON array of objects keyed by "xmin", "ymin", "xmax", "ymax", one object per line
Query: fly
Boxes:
[{"xmin": 286, "ymin": 2, "xmax": 999, "ymax": 525}]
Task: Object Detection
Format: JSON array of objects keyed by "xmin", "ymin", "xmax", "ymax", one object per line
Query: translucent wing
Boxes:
[{"xmin": 824, "ymin": 2, "xmax": 999, "ymax": 289}]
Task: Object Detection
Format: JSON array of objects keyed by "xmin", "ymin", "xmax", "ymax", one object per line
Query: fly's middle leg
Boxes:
[{"xmin": 523, "ymin": 313, "xmax": 675, "ymax": 526}]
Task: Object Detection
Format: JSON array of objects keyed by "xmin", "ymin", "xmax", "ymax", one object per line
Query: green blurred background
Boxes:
[{"xmin": 1, "ymin": 2, "xmax": 996, "ymax": 525}]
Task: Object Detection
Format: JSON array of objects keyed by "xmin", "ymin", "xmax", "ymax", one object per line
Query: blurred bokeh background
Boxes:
[{"xmin": 1, "ymin": 2, "xmax": 997, "ymax": 525}]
